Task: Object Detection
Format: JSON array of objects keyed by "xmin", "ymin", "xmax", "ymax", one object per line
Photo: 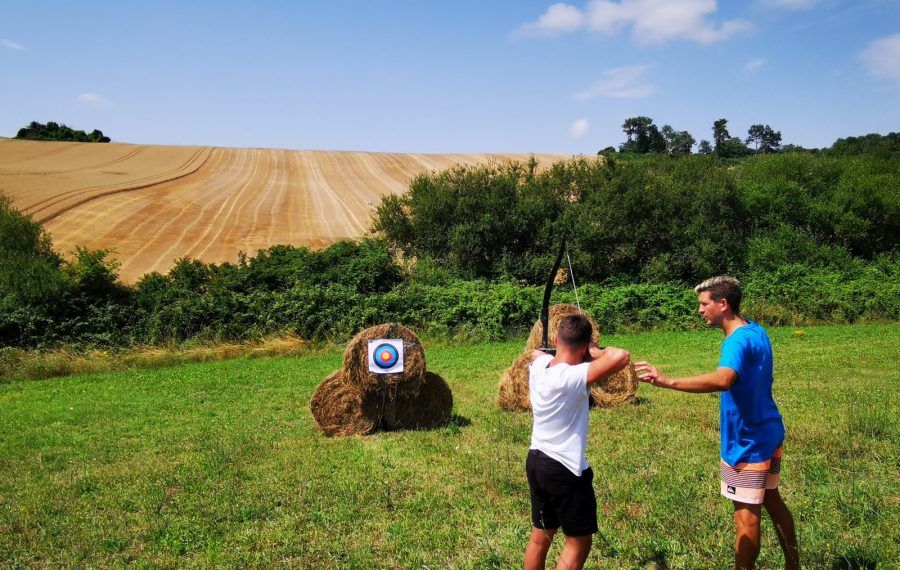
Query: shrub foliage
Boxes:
[
  {"xmin": 1, "ymin": 148, "xmax": 898, "ymax": 349},
  {"xmin": 15, "ymin": 121, "xmax": 111, "ymax": 143}
]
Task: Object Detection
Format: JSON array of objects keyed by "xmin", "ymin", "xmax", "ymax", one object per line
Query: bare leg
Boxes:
[
  {"xmin": 733, "ymin": 501, "xmax": 762, "ymax": 569},
  {"xmin": 525, "ymin": 527, "xmax": 556, "ymax": 570},
  {"xmin": 556, "ymin": 534, "xmax": 591, "ymax": 570},
  {"xmin": 763, "ymin": 489, "xmax": 800, "ymax": 569}
]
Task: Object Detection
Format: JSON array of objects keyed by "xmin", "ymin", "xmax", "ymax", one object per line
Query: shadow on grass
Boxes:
[
  {"xmin": 640, "ymin": 552, "xmax": 670, "ymax": 569},
  {"xmin": 832, "ymin": 554, "xmax": 877, "ymax": 569},
  {"xmin": 449, "ymin": 413, "xmax": 472, "ymax": 427}
]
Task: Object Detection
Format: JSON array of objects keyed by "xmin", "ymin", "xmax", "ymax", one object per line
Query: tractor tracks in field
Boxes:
[{"xmin": 31, "ymin": 146, "xmax": 213, "ymax": 224}]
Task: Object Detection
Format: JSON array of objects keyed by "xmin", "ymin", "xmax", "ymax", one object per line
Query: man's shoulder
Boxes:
[
  {"xmin": 740, "ymin": 321, "xmax": 772, "ymax": 346},
  {"xmin": 530, "ymin": 354, "xmax": 554, "ymax": 369},
  {"xmin": 725, "ymin": 321, "xmax": 765, "ymax": 344}
]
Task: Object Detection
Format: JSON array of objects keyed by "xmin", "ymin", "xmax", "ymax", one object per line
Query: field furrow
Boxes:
[{"xmin": 1, "ymin": 140, "xmax": 565, "ymax": 282}]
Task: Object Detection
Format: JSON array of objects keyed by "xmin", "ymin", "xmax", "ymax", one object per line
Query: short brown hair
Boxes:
[
  {"xmin": 557, "ymin": 314, "xmax": 592, "ymax": 348},
  {"xmin": 695, "ymin": 275, "xmax": 742, "ymax": 314}
]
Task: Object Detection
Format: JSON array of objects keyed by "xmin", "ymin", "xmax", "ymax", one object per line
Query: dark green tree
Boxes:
[
  {"xmin": 621, "ymin": 116, "xmax": 666, "ymax": 154},
  {"xmin": 620, "ymin": 116, "xmax": 653, "ymax": 153},
  {"xmin": 713, "ymin": 118, "xmax": 730, "ymax": 155},
  {"xmin": 14, "ymin": 121, "xmax": 111, "ymax": 142},
  {"xmin": 746, "ymin": 124, "xmax": 782, "ymax": 153},
  {"xmin": 661, "ymin": 125, "xmax": 696, "ymax": 156},
  {"xmin": 718, "ymin": 137, "xmax": 752, "ymax": 159},
  {"xmin": 828, "ymin": 132, "xmax": 900, "ymax": 156},
  {"xmin": 647, "ymin": 125, "xmax": 667, "ymax": 154}
]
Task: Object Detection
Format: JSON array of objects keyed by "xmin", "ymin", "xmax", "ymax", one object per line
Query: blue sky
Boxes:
[{"xmin": 2, "ymin": 1, "xmax": 899, "ymax": 154}]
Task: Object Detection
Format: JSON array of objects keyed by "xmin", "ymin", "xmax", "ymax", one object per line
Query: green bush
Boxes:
[
  {"xmin": 15, "ymin": 121, "xmax": 110, "ymax": 142},
  {"xmin": 373, "ymin": 154, "xmax": 899, "ymax": 285},
  {"xmin": 0, "ymin": 195, "xmax": 67, "ymax": 306},
  {"xmin": 2, "ymin": 145, "xmax": 899, "ymax": 350}
]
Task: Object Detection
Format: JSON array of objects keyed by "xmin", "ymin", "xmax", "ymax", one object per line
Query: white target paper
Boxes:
[{"xmin": 367, "ymin": 338, "xmax": 405, "ymax": 374}]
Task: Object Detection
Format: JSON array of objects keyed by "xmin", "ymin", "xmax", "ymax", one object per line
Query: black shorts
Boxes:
[{"xmin": 525, "ymin": 449, "xmax": 598, "ymax": 536}]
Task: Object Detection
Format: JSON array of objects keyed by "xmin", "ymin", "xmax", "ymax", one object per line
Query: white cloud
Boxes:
[
  {"xmin": 2, "ymin": 39, "xmax": 25, "ymax": 51},
  {"xmin": 860, "ymin": 33, "xmax": 900, "ymax": 82},
  {"xmin": 568, "ymin": 118, "xmax": 590, "ymax": 137},
  {"xmin": 78, "ymin": 93, "xmax": 113, "ymax": 108},
  {"xmin": 517, "ymin": 0, "xmax": 751, "ymax": 45},
  {"xmin": 574, "ymin": 65, "xmax": 654, "ymax": 100},
  {"xmin": 761, "ymin": 0, "xmax": 816, "ymax": 9},
  {"xmin": 516, "ymin": 3, "xmax": 585, "ymax": 37},
  {"xmin": 744, "ymin": 57, "xmax": 767, "ymax": 71}
]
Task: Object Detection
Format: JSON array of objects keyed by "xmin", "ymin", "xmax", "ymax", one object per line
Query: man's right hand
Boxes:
[
  {"xmin": 531, "ymin": 349, "xmax": 549, "ymax": 361},
  {"xmin": 634, "ymin": 361, "xmax": 663, "ymax": 385}
]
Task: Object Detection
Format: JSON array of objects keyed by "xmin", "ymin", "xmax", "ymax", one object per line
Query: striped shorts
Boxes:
[{"xmin": 720, "ymin": 445, "xmax": 783, "ymax": 505}]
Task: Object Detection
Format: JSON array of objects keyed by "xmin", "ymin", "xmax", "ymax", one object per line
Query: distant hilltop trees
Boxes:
[
  {"xmin": 15, "ymin": 121, "xmax": 111, "ymax": 143},
  {"xmin": 602, "ymin": 116, "xmax": 900, "ymax": 159}
]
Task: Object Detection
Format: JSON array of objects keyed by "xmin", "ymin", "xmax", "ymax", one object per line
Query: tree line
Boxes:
[
  {"xmin": 1, "ymin": 136, "xmax": 897, "ymax": 350},
  {"xmin": 604, "ymin": 116, "xmax": 781, "ymax": 158},
  {"xmin": 603, "ymin": 116, "xmax": 869, "ymax": 158},
  {"xmin": 15, "ymin": 121, "xmax": 111, "ymax": 143},
  {"xmin": 374, "ymin": 151, "xmax": 898, "ymax": 283}
]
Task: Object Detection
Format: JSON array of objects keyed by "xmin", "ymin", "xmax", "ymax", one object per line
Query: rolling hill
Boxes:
[{"xmin": 0, "ymin": 139, "xmax": 565, "ymax": 282}]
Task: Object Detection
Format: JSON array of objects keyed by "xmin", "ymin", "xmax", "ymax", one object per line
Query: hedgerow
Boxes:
[{"xmin": 1, "ymin": 150, "xmax": 898, "ymax": 350}]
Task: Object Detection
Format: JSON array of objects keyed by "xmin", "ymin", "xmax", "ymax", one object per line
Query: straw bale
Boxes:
[
  {"xmin": 383, "ymin": 371, "xmax": 453, "ymax": 430},
  {"xmin": 310, "ymin": 370, "xmax": 381, "ymax": 437},
  {"xmin": 497, "ymin": 354, "xmax": 638, "ymax": 413},
  {"xmin": 342, "ymin": 323, "xmax": 426, "ymax": 397},
  {"xmin": 589, "ymin": 362, "xmax": 639, "ymax": 408},
  {"xmin": 524, "ymin": 304, "xmax": 600, "ymax": 353},
  {"xmin": 497, "ymin": 353, "xmax": 534, "ymax": 412}
]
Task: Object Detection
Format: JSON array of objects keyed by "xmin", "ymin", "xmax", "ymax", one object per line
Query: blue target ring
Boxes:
[{"xmin": 373, "ymin": 343, "xmax": 400, "ymax": 369}]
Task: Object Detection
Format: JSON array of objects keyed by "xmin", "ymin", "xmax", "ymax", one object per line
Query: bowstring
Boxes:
[{"xmin": 566, "ymin": 249, "xmax": 581, "ymax": 312}]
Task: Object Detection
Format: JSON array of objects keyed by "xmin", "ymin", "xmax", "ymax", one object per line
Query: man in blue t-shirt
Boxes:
[{"xmin": 635, "ymin": 276, "xmax": 799, "ymax": 570}]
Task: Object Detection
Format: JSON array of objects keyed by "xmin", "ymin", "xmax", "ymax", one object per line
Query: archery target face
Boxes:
[{"xmin": 368, "ymin": 339, "xmax": 405, "ymax": 373}]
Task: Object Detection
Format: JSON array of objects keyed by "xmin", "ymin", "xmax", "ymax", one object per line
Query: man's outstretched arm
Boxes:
[{"xmin": 634, "ymin": 361, "xmax": 736, "ymax": 393}]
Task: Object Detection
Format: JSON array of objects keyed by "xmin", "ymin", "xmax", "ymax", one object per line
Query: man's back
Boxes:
[{"xmin": 529, "ymin": 354, "xmax": 591, "ymax": 476}]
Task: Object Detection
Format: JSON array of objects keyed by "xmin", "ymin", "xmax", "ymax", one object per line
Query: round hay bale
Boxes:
[
  {"xmin": 342, "ymin": 323, "xmax": 426, "ymax": 397},
  {"xmin": 523, "ymin": 304, "xmax": 600, "ymax": 352},
  {"xmin": 589, "ymin": 362, "xmax": 639, "ymax": 408},
  {"xmin": 383, "ymin": 371, "xmax": 453, "ymax": 430},
  {"xmin": 497, "ymin": 353, "xmax": 637, "ymax": 412},
  {"xmin": 497, "ymin": 353, "xmax": 534, "ymax": 412},
  {"xmin": 310, "ymin": 370, "xmax": 381, "ymax": 437}
]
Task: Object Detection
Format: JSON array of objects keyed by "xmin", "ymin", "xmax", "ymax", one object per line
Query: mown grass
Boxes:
[{"xmin": 0, "ymin": 324, "xmax": 897, "ymax": 568}]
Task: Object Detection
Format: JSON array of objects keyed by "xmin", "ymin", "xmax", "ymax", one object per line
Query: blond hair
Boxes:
[{"xmin": 695, "ymin": 275, "xmax": 742, "ymax": 314}]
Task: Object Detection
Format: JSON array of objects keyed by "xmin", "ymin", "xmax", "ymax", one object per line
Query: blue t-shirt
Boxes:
[{"xmin": 718, "ymin": 321, "xmax": 785, "ymax": 466}]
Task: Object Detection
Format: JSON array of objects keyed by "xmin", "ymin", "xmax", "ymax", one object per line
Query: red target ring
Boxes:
[{"xmin": 373, "ymin": 343, "xmax": 400, "ymax": 369}]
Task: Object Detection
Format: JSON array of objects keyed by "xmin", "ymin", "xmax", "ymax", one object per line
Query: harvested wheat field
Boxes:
[{"xmin": 0, "ymin": 139, "xmax": 565, "ymax": 282}]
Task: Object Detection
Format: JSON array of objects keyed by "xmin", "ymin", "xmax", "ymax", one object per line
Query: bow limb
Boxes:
[{"xmin": 540, "ymin": 236, "xmax": 567, "ymax": 354}]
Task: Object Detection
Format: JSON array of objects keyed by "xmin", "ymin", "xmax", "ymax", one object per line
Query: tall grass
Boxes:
[
  {"xmin": 0, "ymin": 324, "xmax": 897, "ymax": 568},
  {"xmin": 0, "ymin": 334, "xmax": 321, "ymax": 382}
]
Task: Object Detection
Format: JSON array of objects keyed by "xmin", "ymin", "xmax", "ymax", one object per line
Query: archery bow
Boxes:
[{"xmin": 539, "ymin": 236, "xmax": 568, "ymax": 355}]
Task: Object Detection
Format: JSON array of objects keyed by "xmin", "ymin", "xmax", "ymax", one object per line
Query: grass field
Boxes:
[{"xmin": 1, "ymin": 324, "xmax": 897, "ymax": 568}]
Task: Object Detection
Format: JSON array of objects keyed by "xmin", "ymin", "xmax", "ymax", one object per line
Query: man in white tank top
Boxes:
[{"xmin": 525, "ymin": 314, "xmax": 631, "ymax": 570}]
